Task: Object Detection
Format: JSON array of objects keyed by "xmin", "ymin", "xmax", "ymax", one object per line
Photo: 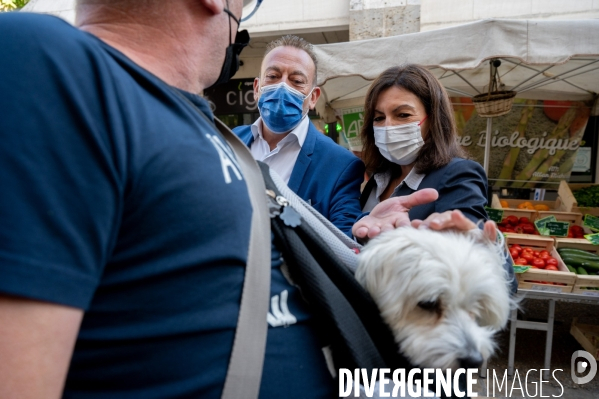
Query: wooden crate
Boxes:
[
  {"xmin": 492, "ymin": 181, "xmax": 577, "ymax": 216},
  {"xmin": 569, "ymin": 183, "xmax": 599, "ymax": 217},
  {"xmin": 556, "ymin": 180, "xmax": 578, "ymax": 212},
  {"xmin": 555, "ymin": 239, "xmax": 599, "ymax": 295},
  {"xmin": 570, "ymin": 318, "xmax": 599, "ymax": 360},
  {"xmin": 507, "ymin": 235, "xmax": 576, "ymax": 293},
  {"xmin": 491, "ymin": 194, "xmax": 536, "ymax": 221},
  {"xmin": 536, "ymin": 210, "xmax": 583, "ymax": 224},
  {"xmin": 573, "ymin": 206, "xmax": 599, "ymax": 218}
]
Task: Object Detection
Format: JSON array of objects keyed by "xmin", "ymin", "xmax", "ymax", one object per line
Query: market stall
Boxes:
[
  {"xmin": 314, "ymin": 20, "xmax": 599, "ymax": 363},
  {"xmin": 313, "ymin": 19, "xmax": 599, "ymax": 187}
]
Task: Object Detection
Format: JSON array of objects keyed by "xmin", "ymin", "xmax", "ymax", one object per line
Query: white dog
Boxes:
[{"xmin": 355, "ymin": 226, "xmax": 514, "ymax": 371}]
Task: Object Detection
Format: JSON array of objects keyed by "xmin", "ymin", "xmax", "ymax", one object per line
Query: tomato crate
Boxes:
[
  {"xmin": 554, "ymin": 239, "xmax": 599, "ymax": 296},
  {"xmin": 535, "ymin": 210, "xmax": 586, "ymax": 237},
  {"xmin": 507, "ymin": 235, "xmax": 576, "ymax": 293},
  {"xmin": 570, "ymin": 318, "xmax": 599, "ymax": 360},
  {"xmin": 536, "ymin": 210, "xmax": 583, "ymax": 225}
]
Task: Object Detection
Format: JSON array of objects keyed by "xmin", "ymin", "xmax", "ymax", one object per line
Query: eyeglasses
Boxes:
[{"xmin": 241, "ymin": 0, "xmax": 264, "ymax": 22}]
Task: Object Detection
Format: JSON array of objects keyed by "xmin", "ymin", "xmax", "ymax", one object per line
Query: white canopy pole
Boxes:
[{"xmin": 483, "ymin": 117, "xmax": 492, "ymax": 174}]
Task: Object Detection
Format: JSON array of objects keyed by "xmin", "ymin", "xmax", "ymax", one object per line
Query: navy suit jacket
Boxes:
[
  {"xmin": 233, "ymin": 122, "xmax": 365, "ymax": 235},
  {"xmin": 361, "ymin": 158, "xmax": 489, "ymax": 223},
  {"xmin": 360, "ymin": 158, "xmax": 517, "ymax": 293},
  {"xmin": 395, "ymin": 158, "xmax": 489, "ymax": 223}
]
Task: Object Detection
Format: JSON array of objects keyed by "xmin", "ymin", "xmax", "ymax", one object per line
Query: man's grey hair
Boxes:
[{"xmin": 265, "ymin": 35, "xmax": 318, "ymax": 86}]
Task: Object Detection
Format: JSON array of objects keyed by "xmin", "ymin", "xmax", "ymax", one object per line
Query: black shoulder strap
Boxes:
[
  {"xmin": 360, "ymin": 176, "xmax": 377, "ymax": 209},
  {"xmin": 259, "ymin": 162, "xmax": 414, "ymax": 372}
]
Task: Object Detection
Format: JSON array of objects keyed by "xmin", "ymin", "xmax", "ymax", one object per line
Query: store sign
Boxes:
[
  {"xmin": 338, "ymin": 107, "xmax": 364, "ymax": 151},
  {"xmin": 204, "ymin": 78, "xmax": 257, "ymax": 115},
  {"xmin": 452, "ymin": 98, "xmax": 591, "ymax": 188}
]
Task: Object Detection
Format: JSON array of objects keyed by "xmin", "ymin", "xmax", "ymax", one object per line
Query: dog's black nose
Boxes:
[{"xmin": 458, "ymin": 352, "xmax": 483, "ymax": 369}]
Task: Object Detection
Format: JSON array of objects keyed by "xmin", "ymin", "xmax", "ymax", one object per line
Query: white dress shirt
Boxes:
[
  {"xmin": 362, "ymin": 167, "xmax": 426, "ymax": 212},
  {"xmin": 249, "ymin": 116, "xmax": 310, "ymax": 184}
]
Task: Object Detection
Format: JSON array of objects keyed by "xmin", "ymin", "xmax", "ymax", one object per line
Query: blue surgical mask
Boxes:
[{"xmin": 257, "ymin": 82, "xmax": 313, "ymax": 134}]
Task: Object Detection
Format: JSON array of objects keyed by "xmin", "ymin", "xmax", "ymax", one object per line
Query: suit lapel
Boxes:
[{"xmin": 287, "ymin": 123, "xmax": 316, "ymax": 193}]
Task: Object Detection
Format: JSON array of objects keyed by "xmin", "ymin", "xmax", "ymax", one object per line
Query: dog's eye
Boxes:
[{"xmin": 417, "ymin": 300, "xmax": 441, "ymax": 312}]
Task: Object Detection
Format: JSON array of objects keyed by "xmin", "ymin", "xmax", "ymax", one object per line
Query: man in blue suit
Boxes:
[{"xmin": 233, "ymin": 35, "xmax": 364, "ymax": 235}]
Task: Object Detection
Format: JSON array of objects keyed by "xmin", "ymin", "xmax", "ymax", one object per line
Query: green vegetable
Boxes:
[
  {"xmin": 557, "ymin": 248, "xmax": 599, "ymax": 260},
  {"xmin": 573, "ymin": 185, "xmax": 599, "ymax": 207},
  {"xmin": 562, "ymin": 256, "xmax": 599, "ymax": 272},
  {"xmin": 577, "ymin": 266, "xmax": 589, "ymax": 275},
  {"xmin": 566, "ymin": 264, "xmax": 577, "ymax": 273}
]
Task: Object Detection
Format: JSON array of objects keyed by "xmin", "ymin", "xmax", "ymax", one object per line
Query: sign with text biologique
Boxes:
[{"xmin": 452, "ymin": 98, "xmax": 591, "ymax": 189}]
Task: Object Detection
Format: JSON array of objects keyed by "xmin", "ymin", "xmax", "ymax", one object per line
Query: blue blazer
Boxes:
[{"xmin": 233, "ymin": 122, "xmax": 365, "ymax": 235}]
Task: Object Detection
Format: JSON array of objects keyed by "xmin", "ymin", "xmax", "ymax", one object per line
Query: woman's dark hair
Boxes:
[{"xmin": 361, "ymin": 64, "xmax": 465, "ymax": 175}]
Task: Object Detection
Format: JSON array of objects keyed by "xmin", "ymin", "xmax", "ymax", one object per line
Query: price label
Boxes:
[
  {"xmin": 544, "ymin": 221, "xmax": 570, "ymax": 237},
  {"xmin": 530, "ymin": 284, "xmax": 563, "ymax": 294},
  {"xmin": 513, "ymin": 265, "xmax": 531, "ymax": 273},
  {"xmin": 583, "ymin": 214, "xmax": 599, "ymax": 232},
  {"xmin": 534, "ymin": 215, "xmax": 557, "ymax": 236},
  {"xmin": 485, "ymin": 207, "xmax": 504, "ymax": 223},
  {"xmin": 584, "ymin": 233, "xmax": 599, "ymax": 245}
]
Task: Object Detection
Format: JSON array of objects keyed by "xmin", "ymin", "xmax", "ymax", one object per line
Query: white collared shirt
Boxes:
[
  {"xmin": 249, "ymin": 116, "xmax": 310, "ymax": 184},
  {"xmin": 362, "ymin": 168, "xmax": 426, "ymax": 212}
]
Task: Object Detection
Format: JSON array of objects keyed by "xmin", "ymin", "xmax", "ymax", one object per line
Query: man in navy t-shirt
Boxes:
[
  {"xmin": 0, "ymin": 1, "xmax": 454, "ymax": 398},
  {"xmin": 0, "ymin": 1, "xmax": 336, "ymax": 397}
]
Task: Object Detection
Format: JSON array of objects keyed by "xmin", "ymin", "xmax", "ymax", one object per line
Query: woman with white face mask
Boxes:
[{"xmin": 359, "ymin": 64, "xmax": 490, "ymax": 225}]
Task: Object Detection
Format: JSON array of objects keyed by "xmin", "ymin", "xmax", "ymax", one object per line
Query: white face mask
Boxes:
[{"xmin": 373, "ymin": 120, "xmax": 425, "ymax": 165}]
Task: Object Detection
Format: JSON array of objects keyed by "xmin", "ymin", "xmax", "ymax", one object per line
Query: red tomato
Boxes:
[
  {"xmin": 510, "ymin": 249, "xmax": 520, "ymax": 259},
  {"xmin": 511, "ymin": 244, "xmax": 522, "ymax": 252},
  {"xmin": 545, "ymin": 265, "xmax": 559, "ymax": 271},
  {"xmin": 539, "ymin": 250, "xmax": 549, "ymax": 256},
  {"xmin": 522, "ymin": 247, "xmax": 534, "ymax": 253},
  {"xmin": 514, "ymin": 257, "xmax": 528, "ymax": 265},
  {"xmin": 533, "ymin": 251, "xmax": 540, "ymax": 258},
  {"xmin": 545, "ymin": 258, "xmax": 558, "ymax": 267},
  {"xmin": 539, "ymin": 253, "xmax": 551, "ymax": 260},
  {"xmin": 520, "ymin": 224, "xmax": 536, "ymax": 234},
  {"xmin": 521, "ymin": 252, "xmax": 535, "ymax": 262},
  {"xmin": 531, "ymin": 258, "xmax": 546, "ymax": 268},
  {"xmin": 506, "ymin": 215, "xmax": 519, "ymax": 225},
  {"xmin": 519, "ymin": 217, "xmax": 531, "ymax": 224}
]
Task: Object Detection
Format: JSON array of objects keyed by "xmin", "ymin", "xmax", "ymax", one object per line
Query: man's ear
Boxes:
[
  {"xmin": 253, "ymin": 77, "xmax": 261, "ymax": 102},
  {"xmin": 200, "ymin": 0, "xmax": 225, "ymax": 15},
  {"xmin": 308, "ymin": 86, "xmax": 321, "ymax": 110}
]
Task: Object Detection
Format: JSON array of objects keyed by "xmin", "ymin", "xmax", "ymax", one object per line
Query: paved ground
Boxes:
[{"xmin": 472, "ymin": 298, "xmax": 599, "ymax": 398}]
